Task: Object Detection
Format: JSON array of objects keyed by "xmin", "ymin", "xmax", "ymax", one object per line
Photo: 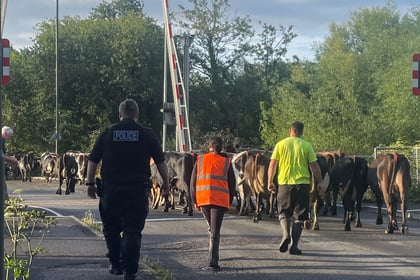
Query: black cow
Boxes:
[
  {"xmin": 40, "ymin": 152, "xmax": 59, "ymax": 183},
  {"xmin": 306, "ymin": 154, "xmax": 330, "ymax": 230},
  {"xmin": 56, "ymin": 152, "xmax": 78, "ymax": 195},
  {"xmin": 316, "ymin": 150, "xmax": 345, "ymax": 216},
  {"xmin": 174, "ymin": 152, "xmax": 197, "ymax": 216},
  {"xmin": 376, "ymin": 153, "xmax": 410, "ymax": 234},
  {"xmin": 330, "ymin": 156, "xmax": 369, "ymax": 231},
  {"xmin": 16, "ymin": 151, "xmax": 36, "ymax": 182},
  {"xmin": 65, "ymin": 151, "xmax": 89, "ymax": 185}
]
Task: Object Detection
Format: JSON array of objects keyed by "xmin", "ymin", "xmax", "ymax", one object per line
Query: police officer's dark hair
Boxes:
[
  {"xmin": 119, "ymin": 99, "xmax": 139, "ymax": 119},
  {"xmin": 208, "ymin": 136, "xmax": 223, "ymax": 153},
  {"xmin": 291, "ymin": 121, "xmax": 304, "ymax": 136}
]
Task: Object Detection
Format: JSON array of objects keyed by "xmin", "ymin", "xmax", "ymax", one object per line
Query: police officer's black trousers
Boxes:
[{"xmin": 99, "ymin": 187, "xmax": 149, "ymax": 274}]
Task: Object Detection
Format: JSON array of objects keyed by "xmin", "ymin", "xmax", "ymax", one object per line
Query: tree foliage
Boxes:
[
  {"xmin": 261, "ymin": 1, "xmax": 420, "ymax": 154},
  {"xmin": 3, "ymin": 0, "xmax": 420, "ymax": 158},
  {"xmin": 4, "ymin": 1, "xmax": 164, "ymax": 154}
]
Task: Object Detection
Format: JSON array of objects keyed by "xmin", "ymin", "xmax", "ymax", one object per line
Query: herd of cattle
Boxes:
[
  {"xmin": 149, "ymin": 150, "xmax": 411, "ymax": 236},
  {"xmin": 6, "ymin": 151, "xmax": 89, "ymax": 195},
  {"xmin": 6, "ymin": 149, "xmax": 411, "ymax": 235}
]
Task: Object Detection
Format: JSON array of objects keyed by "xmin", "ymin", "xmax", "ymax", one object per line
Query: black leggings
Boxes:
[{"xmin": 200, "ymin": 205, "xmax": 226, "ymax": 237}]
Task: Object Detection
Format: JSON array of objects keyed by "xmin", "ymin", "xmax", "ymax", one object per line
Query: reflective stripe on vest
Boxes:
[{"xmin": 196, "ymin": 153, "xmax": 231, "ymax": 208}]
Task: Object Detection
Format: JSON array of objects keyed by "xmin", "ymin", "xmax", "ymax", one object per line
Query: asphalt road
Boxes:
[{"xmin": 7, "ymin": 179, "xmax": 420, "ymax": 280}]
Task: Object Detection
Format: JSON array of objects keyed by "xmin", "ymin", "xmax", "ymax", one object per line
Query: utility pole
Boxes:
[{"xmin": 178, "ymin": 32, "xmax": 194, "ymax": 112}]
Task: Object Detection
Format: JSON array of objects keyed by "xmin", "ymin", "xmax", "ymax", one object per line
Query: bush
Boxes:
[{"xmin": 4, "ymin": 191, "xmax": 56, "ymax": 280}]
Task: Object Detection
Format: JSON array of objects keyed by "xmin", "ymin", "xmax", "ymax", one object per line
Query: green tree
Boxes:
[
  {"xmin": 3, "ymin": 2, "xmax": 165, "ymax": 153},
  {"xmin": 90, "ymin": 0, "xmax": 144, "ymax": 19},
  {"xmin": 175, "ymin": 0, "xmax": 254, "ymax": 140},
  {"xmin": 262, "ymin": 1, "xmax": 420, "ymax": 154}
]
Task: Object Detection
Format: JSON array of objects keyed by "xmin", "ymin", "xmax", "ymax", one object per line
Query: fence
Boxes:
[{"xmin": 373, "ymin": 146, "xmax": 420, "ymax": 186}]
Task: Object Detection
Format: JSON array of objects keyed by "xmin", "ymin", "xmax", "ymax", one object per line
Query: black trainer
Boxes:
[{"xmin": 109, "ymin": 265, "xmax": 123, "ymax": 275}]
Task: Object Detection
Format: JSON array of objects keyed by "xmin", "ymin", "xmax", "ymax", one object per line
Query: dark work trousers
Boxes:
[
  {"xmin": 99, "ymin": 184, "xmax": 149, "ymax": 274},
  {"xmin": 200, "ymin": 205, "xmax": 226, "ymax": 238},
  {"xmin": 277, "ymin": 184, "xmax": 310, "ymax": 223}
]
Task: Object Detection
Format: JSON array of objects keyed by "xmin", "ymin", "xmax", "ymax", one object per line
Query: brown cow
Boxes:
[
  {"xmin": 243, "ymin": 151, "xmax": 275, "ymax": 222},
  {"xmin": 316, "ymin": 150, "xmax": 345, "ymax": 216},
  {"xmin": 376, "ymin": 153, "xmax": 410, "ymax": 234},
  {"xmin": 366, "ymin": 159, "xmax": 385, "ymax": 226}
]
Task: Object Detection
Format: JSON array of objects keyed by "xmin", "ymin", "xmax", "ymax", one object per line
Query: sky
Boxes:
[{"xmin": 2, "ymin": 0, "xmax": 419, "ymax": 60}]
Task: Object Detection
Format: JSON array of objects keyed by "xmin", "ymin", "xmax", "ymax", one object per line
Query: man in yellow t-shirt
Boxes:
[{"xmin": 267, "ymin": 121, "xmax": 323, "ymax": 255}]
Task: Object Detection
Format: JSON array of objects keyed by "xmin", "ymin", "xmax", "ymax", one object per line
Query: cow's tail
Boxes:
[
  {"xmin": 387, "ymin": 153, "xmax": 398, "ymax": 202},
  {"xmin": 254, "ymin": 153, "xmax": 265, "ymax": 193}
]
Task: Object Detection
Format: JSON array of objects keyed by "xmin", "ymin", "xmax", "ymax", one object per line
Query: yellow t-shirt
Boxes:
[{"xmin": 271, "ymin": 136, "xmax": 317, "ymax": 185}]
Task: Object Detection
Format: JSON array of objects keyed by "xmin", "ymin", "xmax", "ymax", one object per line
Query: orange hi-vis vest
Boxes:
[{"xmin": 196, "ymin": 153, "xmax": 231, "ymax": 209}]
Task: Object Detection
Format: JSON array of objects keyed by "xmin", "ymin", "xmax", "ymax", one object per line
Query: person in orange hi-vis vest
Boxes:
[{"xmin": 190, "ymin": 136, "xmax": 236, "ymax": 270}]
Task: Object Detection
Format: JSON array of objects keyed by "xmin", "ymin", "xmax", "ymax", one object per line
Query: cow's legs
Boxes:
[
  {"xmin": 238, "ymin": 184, "xmax": 246, "ymax": 215},
  {"xmin": 56, "ymin": 178, "xmax": 63, "ymax": 195},
  {"xmin": 65, "ymin": 181, "xmax": 71, "ymax": 195},
  {"xmin": 269, "ymin": 192, "xmax": 276, "ymax": 219},
  {"xmin": 312, "ymin": 198, "xmax": 320, "ymax": 230},
  {"xmin": 178, "ymin": 191, "xmax": 186, "ymax": 205},
  {"xmin": 331, "ymin": 188, "xmax": 338, "ymax": 216},
  {"xmin": 384, "ymin": 199, "xmax": 394, "ymax": 234},
  {"xmin": 355, "ymin": 191, "xmax": 363, "ymax": 228},
  {"xmin": 371, "ymin": 185, "xmax": 383, "ymax": 225},
  {"xmin": 170, "ymin": 189, "xmax": 176, "ymax": 210},
  {"xmin": 400, "ymin": 194, "xmax": 408, "ymax": 234},
  {"xmin": 185, "ymin": 190, "xmax": 193, "ymax": 216},
  {"xmin": 320, "ymin": 190, "xmax": 331, "ymax": 216},
  {"xmin": 253, "ymin": 193, "xmax": 262, "ymax": 222},
  {"xmin": 163, "ymin": 195, "xmax": 170, "ymax": 212},
  {"xmin": 342, "ymin": 195, "xmax": 352, "ymax": 231}
]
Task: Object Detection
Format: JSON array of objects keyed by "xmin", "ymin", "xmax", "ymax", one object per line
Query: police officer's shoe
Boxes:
[
  {"xmin": 289, "ymin": 247, "xmax": 302, "ymax": 255},
  {"xmin": 109, "ymin": 265, "xmax": 123, "ymax": 275},
  {"xmin": 124, "ymin": 273, "xmax": 138, "ymax": 280},
  {"xmin": 210, "ymin": 263, "xmax": 221, "ymax": 271}
]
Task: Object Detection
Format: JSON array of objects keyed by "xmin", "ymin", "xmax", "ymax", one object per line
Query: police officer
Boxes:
[
  {"xmin": 190, "ymin": 136, "xmax": 236, "ymax": 270},
  {"xmin": 86, "ymin": 99, "xmax": 169, "ymax": 280}
]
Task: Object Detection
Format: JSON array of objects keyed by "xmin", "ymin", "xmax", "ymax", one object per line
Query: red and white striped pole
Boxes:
[
  {"xmin": 1, "ymin": 38, "xmax": 9, "ymax": 85},
  {"xmin": 413, "ymin": 53, "xmax": 420, "ymax": 96},
  {"xmin": 162, "ymin": 0, "xmax": 187, "ymax": 152}
]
